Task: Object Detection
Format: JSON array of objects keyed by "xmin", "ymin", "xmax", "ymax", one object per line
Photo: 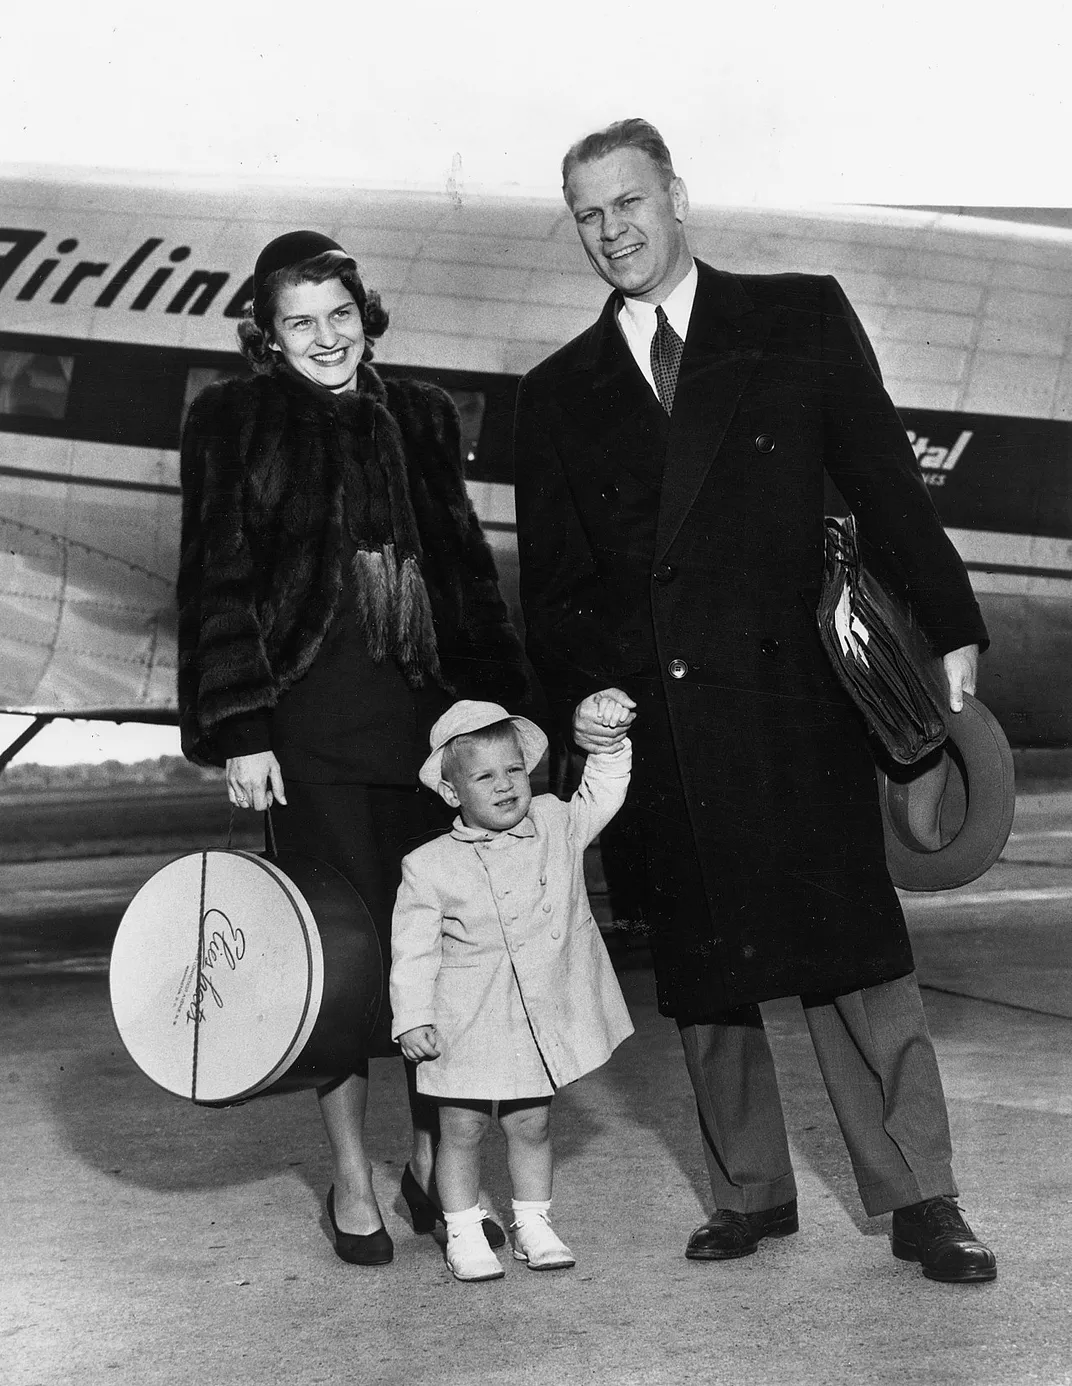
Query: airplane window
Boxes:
[
  {"xmin": 0, "ymin": 350, "xmax": 74, "ymax": 420},
  {"xmin": 446, "ymin": 389, "xmax": 486, "ymax": 467}
]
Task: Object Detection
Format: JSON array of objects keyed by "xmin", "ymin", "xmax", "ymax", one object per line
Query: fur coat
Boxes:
[{"xmin": 178, "ymin": 363, "xmax": 527, "ymax": 767}]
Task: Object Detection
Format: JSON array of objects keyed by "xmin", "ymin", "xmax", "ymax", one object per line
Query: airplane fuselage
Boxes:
[{"xmin": 1, "ymin": 174, "xmax": 1069, "ymax": 745}]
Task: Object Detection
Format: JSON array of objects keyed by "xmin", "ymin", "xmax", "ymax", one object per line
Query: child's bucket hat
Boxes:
[{"xmin": 419, "ymin": 700, "xmax": 548, "ymax": 791}]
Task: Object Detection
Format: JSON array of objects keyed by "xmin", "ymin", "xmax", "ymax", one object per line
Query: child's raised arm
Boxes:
[{"xmin": 566, "ymin": 736, "xmax": 632, "ymax": 849}]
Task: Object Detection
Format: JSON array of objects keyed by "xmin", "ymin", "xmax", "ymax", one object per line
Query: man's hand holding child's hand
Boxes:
[
  {"xmin": 398, "ymin": 1025, "xmax": 440, "ymax": 1063},
  {"xmin": 573, "ymin": 688, "xmax": 636, "ymax": 753}
]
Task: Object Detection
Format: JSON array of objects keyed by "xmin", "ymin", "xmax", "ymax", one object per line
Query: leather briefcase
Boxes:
[{"xmin": 817, "ymin": 514, "xmax": 949, "ymax": 765}]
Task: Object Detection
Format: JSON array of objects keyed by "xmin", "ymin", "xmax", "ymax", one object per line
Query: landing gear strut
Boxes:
[{"xmin": 0, "ymin": 715, "xmax": 53, "ymax": 776}]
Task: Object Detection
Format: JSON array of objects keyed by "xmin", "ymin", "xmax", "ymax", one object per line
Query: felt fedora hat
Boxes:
[
  {"xmin": 419, "ymin": 700, "xmax": 548, "ymax": 792},
  {"xmin": 878, "ymin": 693, "xmax": 1015, "ymax": 891}
]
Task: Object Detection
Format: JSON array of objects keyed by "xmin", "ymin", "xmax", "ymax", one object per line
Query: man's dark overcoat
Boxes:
[{"xmin": 514, "ymin": 263, "xmax": 988, "ymax": 1020}]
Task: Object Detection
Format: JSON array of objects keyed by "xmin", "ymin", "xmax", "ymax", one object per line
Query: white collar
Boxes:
[
  {"xmin": 618, "ymin": 260, "xmax": 698, "ymax": 343},
  {"xmin": 451, "ymin": 815, "xmax": 537, "ymax": 843}
]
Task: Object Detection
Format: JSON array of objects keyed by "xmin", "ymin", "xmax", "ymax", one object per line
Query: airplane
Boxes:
[{"xmin": 1, "ymin": 168, "xmax": 1070, "ymax": 770}]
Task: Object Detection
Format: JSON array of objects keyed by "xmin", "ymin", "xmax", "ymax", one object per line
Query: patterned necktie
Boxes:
[{"xmin": 650, "ymin": 304, "xmax": 684, "ymax": 414}]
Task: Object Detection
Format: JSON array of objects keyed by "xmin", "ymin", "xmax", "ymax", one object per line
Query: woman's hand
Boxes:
[
  {"xmin": 225, "ymin": 752, "xmax": 287, "ymax": 812},
  {"xmin": 398, "ymin": 1025, "xmax": 440, "ymax": 1063},
  {"xmin": 572, "ymin": 687, "xmax": 636, "ymax": 753}
]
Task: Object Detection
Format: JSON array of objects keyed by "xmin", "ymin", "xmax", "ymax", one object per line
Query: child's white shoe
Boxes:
[
  {"xmin": 445, "ymin": 1206, "xmax": 505, "ymax": 1282},
  {"xmin": 511, "ymin": 1200, "xmax": 575, "ymax": 1271}
]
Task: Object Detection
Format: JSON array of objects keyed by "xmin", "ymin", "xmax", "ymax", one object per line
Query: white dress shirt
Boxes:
[{"xmin": 616, "ymin": 261, "xmax": 698, "ymax": 399}]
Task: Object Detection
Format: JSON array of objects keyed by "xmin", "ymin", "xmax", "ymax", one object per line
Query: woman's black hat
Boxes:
[{"xmin": 253, "ymin": 231, "xmax": 346, "ymax": 295}]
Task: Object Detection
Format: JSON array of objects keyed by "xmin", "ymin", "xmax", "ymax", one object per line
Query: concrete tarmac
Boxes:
[{"xmin": 2, "ymin": 795, "xmax": 1070, "ymax": 1386}]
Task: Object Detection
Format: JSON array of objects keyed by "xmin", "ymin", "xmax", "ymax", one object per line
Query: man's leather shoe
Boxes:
[
  {"xmin": 685, "ymin": 1199, "xmax": 799, "ymax": 1260},
  {"xmin": 891, "ymin": 1196, "xmax": 996, "ymax": 1283}
]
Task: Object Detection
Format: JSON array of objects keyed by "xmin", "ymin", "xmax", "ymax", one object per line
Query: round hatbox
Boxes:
[{"xmin": 109, "ymin": 850, "xmax": 382, "ymax": 1106}]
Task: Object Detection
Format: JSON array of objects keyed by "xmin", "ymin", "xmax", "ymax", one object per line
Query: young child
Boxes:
[{"xmin": 390, "ymin": 695, "xmax": 635, "ymax": 1281}]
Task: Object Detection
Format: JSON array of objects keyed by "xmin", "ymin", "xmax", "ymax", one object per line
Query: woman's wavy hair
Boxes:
[{"xmin": 237, "ymin": 249, "xmax": 390, "ymax": 371}]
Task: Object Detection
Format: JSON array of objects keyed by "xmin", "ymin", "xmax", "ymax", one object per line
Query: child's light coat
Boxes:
[{"xmin": 390, "ymin": 744, "xmax": 634, "ymax": 1098}]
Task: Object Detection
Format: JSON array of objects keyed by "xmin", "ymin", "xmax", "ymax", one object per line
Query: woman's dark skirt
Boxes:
[{"xmin": 269, "ymin": 780, "xmax": 452, "ymax": 1059}]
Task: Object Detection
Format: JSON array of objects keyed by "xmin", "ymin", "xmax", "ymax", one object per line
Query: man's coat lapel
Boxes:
[
  {"xmin": 654, "ymin": 263, "xmax": 774, "ymax": 561},
  {"xmin": 554, "ymin": 293, "xmax": 669, "ymax": 492}
]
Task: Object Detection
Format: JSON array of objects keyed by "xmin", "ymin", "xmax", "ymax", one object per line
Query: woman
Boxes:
[{"xmin": 177, "ymin": 230, "xmax": 527, "ymax": 1265}]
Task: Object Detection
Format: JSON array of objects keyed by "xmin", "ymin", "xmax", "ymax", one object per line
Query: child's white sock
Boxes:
[
  {"xmin": 510, "ymin": 1198, "xmax": 575, "ymax": 1269},
  {"xmin": 444, "ymin": 1203, "xmax": 505, "ymax": 1281},
  {"xmin": 511, "ymin": 1197, "xmax": 552, "ymax": 1225},
  {"xmin": 444, "ymin": 1203, "xmax": 488, "ymax": 1233}
]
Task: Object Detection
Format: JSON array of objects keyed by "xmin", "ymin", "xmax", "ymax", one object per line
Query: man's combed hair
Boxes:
[{"xmin": 561, "ymin": 117, "xmax": 676, "ymax": 194}]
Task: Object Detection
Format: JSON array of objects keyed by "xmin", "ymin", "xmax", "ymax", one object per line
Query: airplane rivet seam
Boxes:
[
  {"xmin": 0, "ymin": 629, "xmax": 167, "ymax": 667},
  {"xmin": 0, "ymin": 590, "xmax": 168, "ymax": 614},
  {"xmin": 0, "ymin": 517, "xmax": 170, "ymax": 584}
]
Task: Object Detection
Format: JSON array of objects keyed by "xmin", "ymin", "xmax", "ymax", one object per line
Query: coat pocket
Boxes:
[{"xmin": 439, "ymin": 936, "xmax": 479, "ymax": 968}]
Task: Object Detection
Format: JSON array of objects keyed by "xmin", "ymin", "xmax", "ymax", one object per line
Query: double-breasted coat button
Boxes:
[
  {"xmin": 652, "ymin": 564, "xmax": 676, "ymax": 584},
  {"xmin": 754, "ymin": 433, "xmax": 776, "ymax": 453},
  {"xmin": 760, "ymin": 639, "xmax": 780, "ymax": 656},
  {"xmin": 668, "ymin": 658, "xmax": 689, "ymax": 679}
]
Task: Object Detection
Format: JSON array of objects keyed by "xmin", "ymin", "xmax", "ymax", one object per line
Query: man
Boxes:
[{"xmin": 513, "ymin": 118, "xmax": 996, "ymax": 1283}]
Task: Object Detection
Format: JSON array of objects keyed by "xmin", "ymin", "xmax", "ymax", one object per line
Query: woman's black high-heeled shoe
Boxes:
[
  {"xmin": 326, "ymin": 1186, "xmax": 394, "ymax": 1266},
  {"xmin": 400, "ymin": 1163, "xmax": 506, "ymax": 1249}
]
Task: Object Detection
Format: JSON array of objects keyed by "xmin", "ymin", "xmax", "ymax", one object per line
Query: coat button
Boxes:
[
  {"xmin": 542, "ymin": 903, "xmax": 552, "ymax": 913},
  {"xmin": 652, "ymin": 564, "xmax": 676, "ymax": 584},
  {"xmin": 754, "ymin": 433, "xmax": 775, "ymax": 453},
  {"xmin": 601, "ymin": 482, "xmax": 619, "ymax": 503},
  {"xmin": 551, "ymin": 929, "xmax": 560, "ymax": 940},
  {"xmin": 760, "ymin": 639, "xmax": 780, "ymax": 656},
  {"xmin": 668, "ymin": 659, "xmax": 689, "ymax": 679}
]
